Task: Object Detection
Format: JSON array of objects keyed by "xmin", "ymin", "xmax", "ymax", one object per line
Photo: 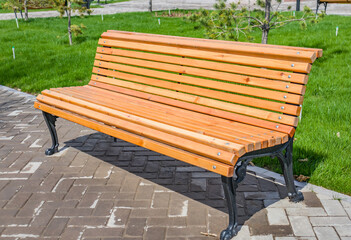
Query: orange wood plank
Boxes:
[
  {"xmin": 41, "ymin": 90, "xmax": 246, "ymax": 154},
  {"xmin": 66, "ymin": 85, "xmax": 291, "ymax": 139},
  {"xmin": 96, "ymin": 47, "xmax": 308, "ymax": 84},
  {"xmin": 37, "ymin": 94, "xmax": 243, "ymax": 163},
  {"xmin": 89, "ymin": 80, "xmax": 298, "ymax": 133},
  {"xmin": 91, "ymin": 74, "xmax": 301, "ymax": 116},
  {"xmin": 34, "ymin": 101, "xmax": 235, "ymax": 176},
  {"xmin": 101, "ymin": 31, "xmax": 317, "ymax": 63},
  {"xmin": 105, "ymin": 30, "xmax": 323, "ymax": 58},
  {"xmin": 54, "ymin": 87, "xmax": 288, "ymax": 150},
  {"xmin": 95, "ymin": 53, "xmax": 306, "ymax": 95},
  {"xmin": 98, "ymin": 39, "xmax": 312, "ymax": 73}
]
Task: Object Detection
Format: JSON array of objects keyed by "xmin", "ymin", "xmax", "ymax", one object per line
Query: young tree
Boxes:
[
  {"xmin": 3, "ymin": 0, "xmax": 22, "ymax": 20},
  {"xmin": 51, "ymin": 0, "xmax": 91, "ymax": 45},
  {"xmin": 148, "ymin": 0, "xmax": 152, "ymax": 12},
  {"xmin": 188, "ymin": 0, "xmax": 324, "ymax": 44}
]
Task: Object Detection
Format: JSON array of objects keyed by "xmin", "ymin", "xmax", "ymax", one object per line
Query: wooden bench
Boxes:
[
  {"xmin": 34, "ymin": 30, "xmax": 322, "ymax": 240},
  {"xmin": 316, "ymin": 0, "xmax": 350, "ymax": 13}
]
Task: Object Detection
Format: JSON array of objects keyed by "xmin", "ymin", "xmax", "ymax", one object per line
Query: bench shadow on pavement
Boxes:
[{"xmin": 64, "ymin": 132, "xmax": 325, "ymax": 228}]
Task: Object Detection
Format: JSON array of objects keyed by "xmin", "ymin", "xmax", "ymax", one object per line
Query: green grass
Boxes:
[{"xmin": 0, "ymin": 11, "xmax": 350, "ymax": 195}]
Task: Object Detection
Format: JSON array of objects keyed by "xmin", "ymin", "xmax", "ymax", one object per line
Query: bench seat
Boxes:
[{"xmin": 35, "ymin": 84, "xmax": 290, "ymax": 176}]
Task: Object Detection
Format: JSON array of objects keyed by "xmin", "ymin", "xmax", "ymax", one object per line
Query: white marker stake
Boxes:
[
  {"xmin": 15, "ymin": 17, "xmax": 19, "ymax": 28},
  {"xmin": 169, "ymin": 9, "xmax": 171, "ymax": 15},
  {"xmin": 12, "ymin": 46, "xmax": 15, "ymax": 59},
  {"xmin": 158, "ymin": 18, "xmax": 160, "ymax": 25},
  {"xmin": 293, "ymin": 11, "xmax": 295, "ymax": 17},
  {"xmin": 101, "ymin": 13, "xmax": 104, "ymax": 21},
  {"xmin": 336, "ymin": 26, "xmax": 339, "ymax": 36}
]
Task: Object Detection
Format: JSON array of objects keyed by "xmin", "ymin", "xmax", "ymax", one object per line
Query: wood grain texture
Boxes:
[
  {"xmin": 34, "ymin": 101, "xmax": 234, "ymax": 176},
  {"xmin": 105, "ymin": 30, "xmax": 323, "ymax": 58}
]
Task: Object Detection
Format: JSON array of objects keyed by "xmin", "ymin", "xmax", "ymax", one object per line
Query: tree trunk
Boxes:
[
  {"xmin": 261, "ymin": 29, "xmax": 269, "ymax": 44},
  {"xmin": 148, "ymin": 0, "xmax": 152, "ymax": 12},
  {"xmin": 66, "ymin": 2, "xmax": 72, "ymax": 46},
  {"xmin": 24, "ymin": 0, "xmax": 28, "ymax": 21},
  {"xmin": 261, "ymin": 0, "xmax": 271, "ymax": 44},
  {"xmin": 19, "ymin": 9, "xmax": 24, "ymax": 19},
  {"xmin": 19, "ymin": 0, "xmax": 23, "ymax": 19}
]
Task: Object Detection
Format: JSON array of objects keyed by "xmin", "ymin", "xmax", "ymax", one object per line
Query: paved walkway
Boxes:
[
  {"xmin": 0, "ymin": 85, "xmax": 351, "ymax": 239},
  {"xmin": 0, "ymin": 0, "xmax": 350, "ymax": 20}
]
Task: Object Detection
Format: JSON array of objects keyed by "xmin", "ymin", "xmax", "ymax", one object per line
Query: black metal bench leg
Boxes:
[
  {"xmin": 221, "ymin": 176, "xmax": 238, "ymax": 240},
  {"xmin": 42, "ymin": 112, "xmax": 59, "ymax": 155},
  {"xmin": 220, "ymin": 161, "xmax": 249, "ymax": 240},
  {"xmin": 277, "ymin": 138, "xmax": 304, "ymax": 203},
  {"xmin": 316, "ymin": 0, "xmax": 320, "ymax": 14}
]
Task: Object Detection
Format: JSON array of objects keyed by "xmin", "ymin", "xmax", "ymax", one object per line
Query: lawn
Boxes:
[{"xmin": 0, "ymin": 11, "xmax": 350, "ymax": 195}]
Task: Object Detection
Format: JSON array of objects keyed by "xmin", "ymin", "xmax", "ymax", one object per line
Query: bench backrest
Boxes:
[{"xmin": 90, "ymin": 30, "xmax": 321, "ymax": 137}]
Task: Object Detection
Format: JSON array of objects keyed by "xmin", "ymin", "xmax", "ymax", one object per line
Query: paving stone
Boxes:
[
  {"xmin": 345, "ymin": 208, "xmax": 351, "ymax": 218},
  {"xmin": 264, "ymin": 199, "xmax": 305, "ymax": 208},
  {"xmin": 82, "ymin": 228, "xmax": 124, "ymax": 238},
  {"xmin": 335, "ymin": 226, "xmax": 351, "ymax": 236},
  {"xmin": 244, "ymin": 192, "xmax": 280, "ymax": 200},
  {"xmin": 285, "ymin": 207, "xmax": 327, "ymax": 216},
  {"xmin": 320, "ymin": 199, "xmax": 347, "ymax": 216},
  {"xmin": 144, "ymin": 226, "xmax": 166, "ymax": 240},
  {"xmin": 340, "ymin": 201, "xmax": 351, "ymax": 209},
  {"xmin": 147, "ymin": 217, "xmax": 187, "ymax": 227},
  {"xmin": 125, "ymin": 218, "xmax": 146, "ymax": 236},
  {"xmin": 92, "ymin": 200, "xmax": 114, "ymax": 216},
  {"xmin": 43, "ymin": 218, "xmax": 69, "ymax": 236},
  {"xmin": 275, "ymin": 237, "xmax": 317, "ymax": 240},
  {"xmin": 166, "ymin": 226, "xmax": 207, "ymax": 237},
  {"xmin": 60, "ymin": 227, "xmax": 85, "ymax": 240},
  {"xmin": 310, "ymin": 217, "xmax": 351, "ymax": 226},
  {"xmin": 232, "ymin": 225, "xmax": 250, "ymax": 240},
  {"xmin": 266, "ymin": 208, "xmax": 289, "ymax": 225},
  {"xmin": 56, "ymin": 208, "xmax": 92, "ymax": 217},
  {"xmin": 314, "ymin": 226, "xmax": 340, "ymax": 240},
  {"xmin": 251, "ymin": 235, "xmax": 274, "ymax": 240},
  {"xmin": 288, "ymin": 216, "xmax": 315, "ymax": 236},
  {"xmin": 1, "ymin": 227, "xmax": 44, "ymax": 238}
]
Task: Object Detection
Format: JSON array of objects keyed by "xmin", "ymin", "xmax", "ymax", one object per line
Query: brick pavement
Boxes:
[{"xmin": 0, "ymin": 85, "xmax": 351, "ymax": 239}]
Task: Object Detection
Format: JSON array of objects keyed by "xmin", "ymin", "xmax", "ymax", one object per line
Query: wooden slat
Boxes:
[
  {"xmin": 55, "ymin": 86, "xmax": 288, "ymax": 149},
  {"xmin": 92, "ymin": 73, "xmax": 301, "ymax": 117},
  {"xmin": 101, "ymin": 31, "xmax": 317, "ymax": 63},
  {"xmin": 94, "ymin": 62, "xmax": 303, "ymax": 105},
  {"xmin": 90, "ymin": 77, "xmax": 300, "ymax": 124},
  {"xmin": 37, "ymin": 94, "xmax": 242, "ymax": 163},
  {"xmin": 70, "ymin": 85, "xmax": 290, "ymax": 140},
  {"xmin": 89, "ymin": 81, "xmax": 297, "ymax": 135},
  {"xmin": 34, "ymin": 102, "xmax": 234, "ymax": 176},
  {"xmin": 40, "ymin": 90, "xmax": 246, "ymax": 153},
  {"xmin": 95, "ymin": 54, "xmax": 306, "ymax": 95},
  {"xmin": 106, "ymin": 30, "xmax": 323, "ymax": 58},
  {"xmin": 98, "ymin": 39, "xmax": 312, "ymax": 73},
  {"xmin": 53, "ymin": 87, "xmax": 261, "ymax": 151},
  {"xmin": 97, "ymin": 47, "xmax": 308, "ymax": 84}
]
